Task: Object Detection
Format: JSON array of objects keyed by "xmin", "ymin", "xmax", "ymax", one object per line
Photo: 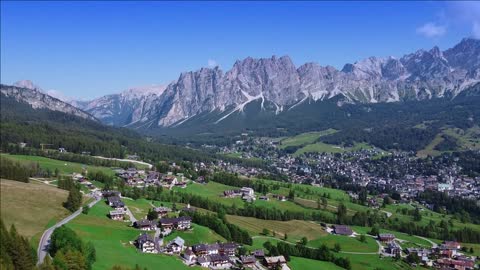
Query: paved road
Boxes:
[
  {"xmin": 37, "ymin": 197, "xmax": 101, "ymax": 266},
  {"xmin": 415, "ymin": 235, "xmax": 438, "ymax": 248},
  {"xmin": 124, "ymin": 206, "xmax": 138, "ymax": 223},
  {"xmin": 92, "ymin": 156, "xmax": 153, "ymax": 169}
]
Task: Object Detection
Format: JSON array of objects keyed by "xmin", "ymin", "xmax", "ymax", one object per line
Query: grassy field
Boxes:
[
  {"xmin": 279, "ymin": 129, "xmax": 337, "ymax": 149},
  {"xmin": 1, "ymin": 154, "xmax": 115, "ymax": 176},
  {"xmin": 226, "ymin": 215, "xmax": 328, "ymax": 241},
  {"xmin": 178, "ymin": 182, "xmax": 336, "ymax": 219},
  {"xmin": 164, "ymin": 224, "xmax": 226, "ymax": 246},
  {"xmin": 124, "ymin": 198, "xmax": 153, "ymax": 220},
  {"xmin": 68, "ymin": 202, "xmax": 200, "ymax": 270},
  {"xmin": 417, "ymin": 125, "xmax": 480, "ymax": 157},
  {"xmin": 307, "ymin": 234, "xmax": 378, "ymax": 253},
  {"xmin": 288, "ymin": 256, "xmax": 344, "ymax": 270},
  {"xmin": 338, "ymin": 253, "xmax": 413, "ymax": 270},
  {"xmin": 294, "ymin": 142, "xmax": 346, "ymax": 156},
  {"xmin": 0, "ymin": 179, "xmax": 70, "ymax": 247}
]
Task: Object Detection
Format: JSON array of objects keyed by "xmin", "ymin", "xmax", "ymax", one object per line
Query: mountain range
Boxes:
[{"xmin": 3, "ymin": 38, "xmax": 480, "ymax": 131}]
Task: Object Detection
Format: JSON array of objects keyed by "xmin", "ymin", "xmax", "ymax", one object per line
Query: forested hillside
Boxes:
[{"xmin": 0, "ymin": 94, "xmax": 212, "ymax": 163}]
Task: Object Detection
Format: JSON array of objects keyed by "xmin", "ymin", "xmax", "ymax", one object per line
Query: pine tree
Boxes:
[{"xmin": 64, "ymin": 186, "xmax": 82, "ymax": 212}]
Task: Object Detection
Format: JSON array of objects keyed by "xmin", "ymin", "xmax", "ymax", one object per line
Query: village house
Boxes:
[
  {"xmin": 220, "ymin": 242, "xmax": 238, "ymax": 256},
  {"xmin": 192, "ymin": 243, "xmax": 220, "ymax": 256},
  {"xmin": 263, "ymin": 255, "xmax": 288, "ymax": 269},
  {"xmin": 136, "ymin": 233, "xmax": 157, "ymax": 253},
  {"xmin": 241, "ymin": 255, "xmax": 256, "ymax": 268},
  {"xmin": 109, "ymin": 210, "xmax": 125, "ymax": 221},
  {"xmin": 134, "ymin": 219, "xmax": 156, "ymax": 231},
  {"xmin": 107, "ymin": 196, "xmax": 125, "ymax": 210},
  {"xmin": 182, "ymin": 248, "xmax": 197, "ymax": 265},
  {"xmin": 385, "ymin": 242, "xmax": 401, "ymax": 257},
  {"xmin": 165, "ymin": 236, "xmax": 185, "ymax": 254},
  {"xmin": 154, "ymin": 206, "xmax": 171, "ymax": 217},
  {"xmin": 159, "ymin": 216, "xmax": 192, "ymax": 231},
  {"xmin": 436, "ymin": 257, "xmax": 475, "ymax": 270},
  {"xmin": 333, "ymin": 225, "xmax": 353, "ymax": 236},
  {"xmin": 252, "ymin": 249, "xmax": 265, "ymax": 259},
  {"xmin": 197, "ymin": 254, "xmax": 231, "ymax": 268},
  {"xmin": 378, "ymin": 233, "xmax": 395, "ymax": 243}
]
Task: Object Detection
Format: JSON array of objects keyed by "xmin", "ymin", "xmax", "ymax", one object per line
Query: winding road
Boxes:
[
  {"xmin": 36, "ymin": 196, "xmax": 101, "ymax": 266},
  {"xmin": 92, "ymin": 156, "xmax": 153, "ymax": 169}
]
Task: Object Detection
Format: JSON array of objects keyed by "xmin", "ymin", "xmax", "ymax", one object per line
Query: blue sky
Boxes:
[{"xmin": 1, "ymin": 1, "xmax": 480, "ymax": 100}]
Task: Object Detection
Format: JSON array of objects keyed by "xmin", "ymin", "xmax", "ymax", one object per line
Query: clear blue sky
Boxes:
[{"xmin": 1, "ymin": 1, "xmax": 479, "ymax": 100}]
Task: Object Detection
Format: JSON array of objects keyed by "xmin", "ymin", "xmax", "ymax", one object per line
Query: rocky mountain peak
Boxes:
[
  {"xmin": 13, "ymin": 80, "xmax": 42, "ymax": 91},
  {"xmin": 76, "ymin": 38, "xmax": 480, "ymax": 129}
]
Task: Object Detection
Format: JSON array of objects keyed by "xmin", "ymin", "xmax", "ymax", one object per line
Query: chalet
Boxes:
[
  {"xmin": 107, "ymin": 196, "xmax": 125, "ymax": 209},
  {"xmin": 241, "ymin": 255, "xmax": 256, "ymax": 267},
  {"xmin": 165, "ymin": 236, "xmax": 185, "ymax": 254},
  {"xmin": 263, "ymin": 255, "xmax": 287, "ymax": 269},
  {"xmin": 197, "ymin": 254, "xmax": 230, "ymax": 268},
  {"xmin": 253, "ymin": 249, "xmax": 265, "ymax": 258},
  {"xmin": 441, "ymin": 241, "xmax": 461, "ymax": 250},
  {"xmin": 134, "ymin": 219, "xmax": 156, "ymax": 231},
  {"xmin": 278, "ymin": 195, "xmax": 287, "ymax": 201},
  {"xmin": 197, "ymin": 256, "xmax": 211, "ymax": 268},
  {"xmin": 192, "ymin": 243, "xmax": 220, "ymax": 256},
  {"xmin": 103, "ymin": 190, "xmax": 121, "ymax": 198},
  {"xmin": 378, "ymin": 233, "xmax": 395, "ymax": 243},
  {"xmin": 109, "ymin": 210, "xmax": 125, "ymax": 221},
  {"xmin": 386, "ymin": 242, "xmax": 401, "ymax": 256},
  {"xmin": 241, "ymin": 187, "xmax": 255, "ymax": 197},
  {"xmin": 182, "ymin": 248, "xmax": 197, "ymax": 264},
  {"xmin": 224, "ymin": 189, "xmax": 242, "ymax": 198},
  {"xmin": 136, "ymin": 233, "xmax": 157, "ymax": 253},
  {"xmin": 159, "ymin": 216, "xmax": 192, "ymax": 231},
  {"xmin": 220, "ymin": 242, "xmax": 238, "ymax": 256},
  {"xmin": 208, "ymin": 254, "xmax": 230, "ymax": 268},
  {"xmin": 154, "ymin": 206, "xmax": 171, "ymax": 217},
  {"xmin": 333, "ymin": 225, "xmax": 353, "ymax": 236},
  {"xmin": 436, "ymin": 258, "xmax": 475, "ymax": 270}
]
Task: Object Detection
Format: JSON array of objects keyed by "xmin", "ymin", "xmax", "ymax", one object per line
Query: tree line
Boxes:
[
  {"xmin": 46, "ymin": 225, "xmax": 96, "ymax": 270},
  {"xmin": 263, "ymin": 241, "xmax": 351, "ymax": 270},
  {"xmin": 0, "ymin": 219, "xmax": 36, "ymax": 270},
  {"xmin": 182, "ymin": 211, "xmax": 252, "ymax": 245}
]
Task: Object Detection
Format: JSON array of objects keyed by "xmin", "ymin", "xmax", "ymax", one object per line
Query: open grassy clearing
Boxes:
[
  {"xmin": 338, "ymin": 253, "xmax": 413, "ymax": 270},
  {"xmin": 417, "ymin": 125, "xmax": 480, "ymax": 157},
  {"xmin": 178, "ymin": 181, "xmax": 336, "ymax": 219},
  {"xmin": 385, "ymin": 203, "xmax": 480, "ymax": 232},
  {"xmin": 294, "ymin": 142, "xmax": 346, "ymax": 156},
  {"xmin": 288, "ymin": 257, "xmax": 345, "ymax": 270},
  {"xmin": 443, "ymin": 126, "xmax": 480, "ymax": 150},
  {"xmin": 0, "ymin": 179, "xmax": 70, "ymax": 247},
  {"xmin": 123, "ymin": 198, "xmax": 153, "ymax": 220},
  {"xmin": 351, "ymin": 226, "xmax": 433, "ymax": 247},
  {"xmin": 307, "ymin": 234, "xmax": 378, "ymax": 253},
  {"xmin": 279, "ymin": 129, "xmax": 337, "ymax": 149},
  {"xmin": 164, "ymin": 224, "xmax": 226, "ymax": 246},
  {"xmin": 226, "ymin": 215, "xmax": 328, "ymax": 241},
  {"xmin": 68, "ymin": 202, "xmax": 200, "ymax": 270},
  {"xmin": 1, "ymin": 153, "xmax": 115, "ymax": 176}
]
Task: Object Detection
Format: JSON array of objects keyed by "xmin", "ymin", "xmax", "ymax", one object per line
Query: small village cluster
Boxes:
[
  {"xmin": 136, "ymin": 234, "xmax": 289, "ymax": 270},
  {"xmin": 329, "ymin": 224, "xmax": 477, "ymax": 269},
  {"xmin": 102, "ymin": 191, "xmax": 291, "ymax": 269},
  {"xmin": 114, "ymin": 168, "xmax": 188, "ymax": 189}
]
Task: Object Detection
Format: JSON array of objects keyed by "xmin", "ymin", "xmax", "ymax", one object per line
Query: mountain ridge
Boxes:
[{"xmin": 7, "ymin": 38, "xmax": 480, "ymax": 129}]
